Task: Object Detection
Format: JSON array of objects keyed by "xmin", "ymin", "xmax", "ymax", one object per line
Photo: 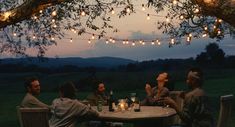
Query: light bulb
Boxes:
[
  {"xmin": 147, "ymin": 14, "xmax": 150, "ymax": 20},
  {"xmin": 70, "ymin": 38, "xmax": 73, "ymax": 42},
  {"xmin": 126, "ymin": 8, "xmax": 131, "ymax": 13},
  {"xmin": 81, "ymin": 11, "xmax": 86, "ymax": 16},
  {"xmin": 52, "ymin": 11, "xmax": 57, "ymax": 16}
]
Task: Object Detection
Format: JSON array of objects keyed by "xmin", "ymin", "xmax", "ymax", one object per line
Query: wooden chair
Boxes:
[
  {"xmin": 169, "ymin": 91, "xmax": 184, "ymax": 125},
  {"xmin": 217, "ymin": 94, "xmax": 234, "ymax": 127},
  {"xmin": 17, "ymin": 107, "xmax": 50, "ymax": 127}
]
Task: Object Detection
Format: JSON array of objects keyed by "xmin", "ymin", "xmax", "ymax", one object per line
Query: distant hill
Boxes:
[{"xmin": 0, "ymin": 57, "xmax": 136, "ymax": 68}]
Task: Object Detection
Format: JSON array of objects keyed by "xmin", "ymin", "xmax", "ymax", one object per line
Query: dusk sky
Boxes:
[{"xmin": 3, "ymin": 0, "xmax": 235, "ymax": 61}]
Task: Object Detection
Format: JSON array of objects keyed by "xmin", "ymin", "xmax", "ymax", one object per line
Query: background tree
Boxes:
[
  {"xmin": 0, "ymin": 0, "xmax": 235, "ymax": 57},
  {"xmin": 196, "ymin": 43, "xmax": 225, "ymax": 65}
]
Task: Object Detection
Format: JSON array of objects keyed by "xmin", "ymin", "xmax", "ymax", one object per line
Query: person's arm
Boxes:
[
  {"xmin": 145, "ymin": 86, "xmax": 158, "ymax": 105},
  {"xmin": 74, "ymin": 100, "xmax": 99, "ymax": 119}
]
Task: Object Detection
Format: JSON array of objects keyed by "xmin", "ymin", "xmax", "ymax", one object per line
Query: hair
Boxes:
[
  {"xmin": 159, "ymin": 72, "xmax": 175, "ymax": 91},
  {"xmin": 92, "ymin": 80, "xmax": 104, "ymax": 91},
  {"xmin": 59, "ymin": 82, "xmax": 77, "ymax": 99},
  {"xmin": 24, "ymin": 76, "xmax": 39, "ymax": 90},
  {"xmin": 188, "ymin": 67, "xmax": 204, "ymax": 86}
]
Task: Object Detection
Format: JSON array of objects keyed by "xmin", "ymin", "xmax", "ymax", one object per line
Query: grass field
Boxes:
[{"xmin": 0, "ymin": 69, "xmax": 234, "ymax": 127}]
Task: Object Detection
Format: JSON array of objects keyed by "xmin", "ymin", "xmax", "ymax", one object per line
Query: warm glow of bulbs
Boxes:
[
  {"xmin": 142, "ymin": 4, "xmax": 146, "ymax": 11},
  {"xmin": 88, "ymin": 39, "xmax": 91, "ymax": 43},
  {"xmin": 52, "ymin": 19, "xmax": 55, "ymax": 23},
  {"xmin": 180, "ymin": 15, "xmax": 184, "ymax": 20},
  {"xmin": 126, "ymin": 8, "xmax": 131, "ymax": 13},
  {"xmin": 202, "ymin": 33, "xmax": 207, "ymax": 37},
  {"xmin": 91, "ymin": 34, "xmax": 95, "ymax": 39},
  {"xmin": 147, "ymin": 14, "xmax": 150, "ymax": 20},
  {"xmin": 39, "ymin": 10, "xmax": 43, "ymax": 13},
  {"xmin": 13, "ymin": 33, "xmax": 17, "ymax": 36},
  {"xmin": 52, "ymin": 11, "xmax": 57, "ymax": 16},
  {"xmin": 111, "ymin": 10, "xmax": 115, "ymax": 14},
  {"xmin": 173, "ymin": 0, "xmax": 177, "ymax": 5},
  {"xmin": 70, "ymin": 38, "xmax": 73, "ymax": 42},
  {"xmin": 171, "ymin": 39, "xmax": 175, "ymax": 44},
  {"xmin": 166, "ymin": 18, "xmax": 170, "ymax": 22},
  {"xmin": 3, "ymin": 12, "xmax": 12, "ymax": 20},
  {"xmin": 194, "ymin": 8, "xmax": 199, "ymax": 13},
  {"xmin": 81, "ymin": 11, "xmax": 86, "ymax": 16}
]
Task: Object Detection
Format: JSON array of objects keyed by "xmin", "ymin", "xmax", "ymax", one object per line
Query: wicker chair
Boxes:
[
  {"xmin": 217, "ymin": 94, "xmax": 234, "ymax": 127},
  {"xmin": 17, "ymin": 107, "xmax": 50, "ymax": 127}
]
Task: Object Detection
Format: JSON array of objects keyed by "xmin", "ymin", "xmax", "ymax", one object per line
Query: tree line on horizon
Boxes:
[{"xmin": 0, "ymin": 43, "xmax": 234, "ymax": 73}]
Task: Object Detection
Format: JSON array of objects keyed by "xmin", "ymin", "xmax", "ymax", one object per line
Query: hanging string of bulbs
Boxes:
[{"xmin": 10, "ymin": 1, "xmax": 224, "ymax": 47}]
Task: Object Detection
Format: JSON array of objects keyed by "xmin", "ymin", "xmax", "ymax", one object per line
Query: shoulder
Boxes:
[{"xmin": 163, "ymin": 87, "xmax": 169, "ymax": 92}]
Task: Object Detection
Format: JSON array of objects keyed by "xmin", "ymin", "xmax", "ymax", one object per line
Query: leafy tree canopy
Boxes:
[{"xmin": 0, "ymin": 0, "xmax": 235, "ymax": 57}]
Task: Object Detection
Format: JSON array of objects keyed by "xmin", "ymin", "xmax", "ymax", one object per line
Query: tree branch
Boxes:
[
  {"xmin": 194, "ymin": 0, "xmax": 235, "ymax": 27},
  {"xmin": 0, "ymin": 0, "xmax": 71, "ymax": 28}
]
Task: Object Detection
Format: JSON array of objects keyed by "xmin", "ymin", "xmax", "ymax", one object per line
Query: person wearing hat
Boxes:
[{"xmin": 164, "ymin": 68, "xmax": 214, "ymax": 127}]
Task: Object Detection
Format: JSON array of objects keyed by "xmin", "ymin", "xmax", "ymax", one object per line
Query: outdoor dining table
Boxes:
[{"xmin": 92, "ymin": 106, "xmax": 177, "ymax": 127}]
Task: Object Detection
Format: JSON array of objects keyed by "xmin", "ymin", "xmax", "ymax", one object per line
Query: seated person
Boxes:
[
  {"xmin": 21, "ymin": 76, "xmax": 49, "ymax": 108},
  {"xmin": 87, "ymin": 81, "xmax": 108, "ymax": 106},
  {"xmin": 164, "ymin": 68, "xmax": 214, "ymax": 127},
  {"xmin": 141, "ymin": 72, "xmax": 170, "ymax": 106},
  {"xmin": 49, "ymin": 82, "xmax": 99, "ymax": 127}
]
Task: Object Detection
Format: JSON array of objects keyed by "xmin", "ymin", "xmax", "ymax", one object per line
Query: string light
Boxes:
[
  {"xmin": 32, "ymin": 35, "xmax": 36, "ymax": 39},
  {"xmin": 132, "ymin": 42, "xmax": 136, "ymax": 46},
  {"xmin": 51, "ymin": 37, "xmax": 55, "ymax": 41},
  {"xmin": 142, "ymin": 42, "xmax": 145, "ymax": 45},
  {"xmin": 126, "ymin": 7, "xmax": 131, "ymax": 13},
  {"xmin": 202, "ymin": 33, "xmax": 207, "ymax": 37},
  {"xmin": 52, "ymin": 11, "xmax": 57, "ymax": 16},
  {"xmin": 91, "ymin": 34, "xmax": 95, "ymax": 39},
  {"xmin": 217, "ymin": 30, "xmax": 221, "ymax": 35},
  {"xmin": 213, "ymin": 25, "xmax": 216, "ymax": 29},
  {"xmin": 106, "ymin": 40, "xmax": 109, "ymax": 44},
  {"xmin": 111, "ymin": 8, "xmax": 115, "ymax": 14},
  {"xmin": 170, "ymin": 38, "xmax": 175, "ymax": 44},
  {"xmin": 151, "ymin": 41, "xmax": 155, "ymax": 45},
  {"xmin": 166, "ymin": 18, "xmax": 170, "ymax": 22},
  {"xmin": 204, "ymin": 26, "xmax": 208, "ymax": 31},
  {"xmin": 53, "ymin": 25, "xmax": 57, "ymax": 28},
  {"xmin": 52, "ymin": 19, "xmax": 55, "ymax": 23},
  {"xmin": 194, "ymin": 8, "xmax": 200, "ymax": 13},
  {"xmin": 156, "ymin": 40, "xmax": 161, "ymax": 45},
  {"xmin": 173, "ymin": 0, "xmax": 177, "ymax": 5},
  {"xmin": 179, "ymin": 15, "xmax": 184, "ymax": 20},
  {"xmin": 142, "ymin": 4, "xmax": 146, "ymax": 11},
  {"xmin": 147, "ymin": 14, "xmax": 150, "ymax": 20},
  {"xmin": 33, "ymin": 16, "xmax": 37, "ymax": 20},
  {"xmin": 218, "ymin": 19, "xmax": 223, "ymax": 23},
  {"xmin": 39, "ymin": 10, "xmax": 43, "ymax": 13},
  {"xmin": 81, "ymin": 11, "xmax": 86, "ymax": 16},
  {"xmin": 13, "ymin": 33, "xmax": 17, "ymax": 36},
  {"xmin": 88, "ymin": 39, "xmax": 91, "ymax": 43},
  {"xmin": 70, "ymin": 38, "xmax": 73, "ymax": 42}
]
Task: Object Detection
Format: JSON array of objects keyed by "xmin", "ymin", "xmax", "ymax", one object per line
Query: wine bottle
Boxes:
[{"xmin": 108, "ymin": 90, "xmax": 115, "ymax": 112}]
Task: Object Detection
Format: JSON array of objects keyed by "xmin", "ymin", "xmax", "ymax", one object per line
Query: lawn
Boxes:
[{"xmin": 0, "ymin": 70, "xmax": 234, "ymax": 127}]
